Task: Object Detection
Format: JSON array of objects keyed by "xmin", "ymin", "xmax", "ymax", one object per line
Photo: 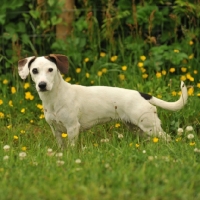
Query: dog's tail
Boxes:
[{"xmin": 148, "ymin": 81, "xmax": 188, "ymax": 111}]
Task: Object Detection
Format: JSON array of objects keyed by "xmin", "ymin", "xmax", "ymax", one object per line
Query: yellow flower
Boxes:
[
  {"xmin": 91, "ymin": 80, "xmax": 94, "ymax": 84},
  {"xmin": 162, "ymin": 70, "xmax": 166, "ymax": 75},
  {"xmin": 157, "ymin": 94, "xmax": 162, "ymax": 99},
  {"xmin": 7, "ymin": 125, "xmax": 12, "ymax": 129},
  {"xmin": 174, "ymin": 49, "xmax": 179, "ymax": 53},
  {"xmin": 137, "ymin": 62, "xmax": 144, "ymax": 68},
  {"xmin": 93, "ymin": 143, "xmax": 98, "ymax": 147},
  {"xmin": 0, "ymin": 112, "xmax": 5, "ymax": 118},
  {"xmin": 62, "ymin": 133, "xmax": 68, "ymax": 138},
  {"xmin": 142, "ymin": 74, "xmax": 148, "ymax": 79},
  {"xmin": 65, "ymin": 77, "xmax": 71, "ymax": 82},
  {"xmin": 97, "ymin": 71, "xmax": 103, "ymax": 77},
  {"xmin": 21, "ymin": 146, "xmax": 27, "ymax": 151},
  {"xmin": 100, "ymin": 52, "xmax": 106, "ymax": 57},
  {"xmin": 156, "ymin": 72, "xmax": 162, "ymax": 78},
  {"xmin": 3, "ymin": 79, "xmax": 8, "ymax": 84},
  {"xmin": 119, "ymin": 74, "xmax": 125, "ymax": 81},
  {"xmin": 189, "ymin": 40, "xmax": 194, "ymax": 45},
  {"xmin": 194, "ymin": 70, "xmax": 198, "ymax": 74},
  {"xmin": 14, "ymin": 135, "xmax": 18, "ymax": 140},
  {"xmin": 36, "ymin": 104, "xmax": 43, "ymax": 110},
  {"xmin": 30, "ymin": 120, "xmax": 34, "ymax": 123},
  {"xmin": 9, "ymin": 100, "xmax": 13, "ymax": 107},
  {"xmin": 197, "ymin": 93, "xmax": 200, "ymax": 97},
  {"xmin": 121, "ymin": 65, "xmax": 127, "ymax": 71},
  {"xmin": 24, "ymin": 83, "xmax": 30, "ymax": 89},
  {"xmin": 115, "ymin": 123, "xmax": 120, "ymax": 128},
  {"xmin": 25, "ymin": 92, "xmax": 34, "ymax": 100},
  {"xmin": 188, "ymin": 87, "xmax": 194, "ymax": 96},
  {"xmin": 153, "ymin": 137, "xmax": 159, "ymax": 143},
  {"xmin": 140, "ymin": 55, "xmax": 146, "ymax": 61},
  {"xmin": 20, "ymin": 130, "xmax": 25, "ymax": 134},
  {"xmin": 140, "ymin": 68, "xmax": 146, "ymax": 73},
  {"xmin": 39, "ymin": 114, "xmax": 45, "ymax": 119},
  {"xmin": 180, "ymin": 75, "xmax": 186, "ymax": 81},
  {"xmin": 197, "ymin": 83, "xmax": 200, "ymax": 88},
  {"xmin": 189, "ymin": 76, "xmax": 194, "ymax": 82},
  {"xmin": 0, "ymin": 99, "xmax": 3, "ymax": 105},
  {"xmin": 129, "ymin": 143, "xmax": 133, "ymax": 147},
  {"xmin": 85, "ymin": 73, "xmax": 90, "ymax": 78},
  {"xmin": 11, "ymin": 87, "xmax": 16, "ymax": 94},
  {"xmin": 135, "ymin": 143, "xmax": 140, "ymax": 148},
  {"xmin": 84, "ymin": 58, "xmax": 89, "ymax": 63},
  {"xmin": 110, "ymin": 55, "xmax": 118, "ymax": 62},
  {"xmin": 176, "ymin": 137, "xmax": 182, "ymax": 142},
  {"xmin": 76, "ymin": 68, "xmax": 81, "ymax": 73},
  {"xmin": 188, "ymin": 54, "xmax": 194, "ymax": 59},
  {"xmin": 102, "ymin": 68, "xmax": 107, "ymax": 73},
  {"xmin": 171, "ymin": 91, "xmax": 177, "ymax": 96},
  {"xmin": 21, "ymin": 108, "xmax": 25, "ymax": 113},
  {"xmin": 189, "ymin": 142, "xmax": 195, "ymax": 146},
  {"xmin": 181, "ymin": 67, "xmax": 187, "ymax": 72},
  {"xmin": 169, "ymin": 68, "xmax": 175, "ymax": 73}
]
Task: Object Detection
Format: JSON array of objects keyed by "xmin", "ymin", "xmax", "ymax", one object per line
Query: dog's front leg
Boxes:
[{"xmin": 50, "ymin": 125, "xmax": 65, "ymax": 149}]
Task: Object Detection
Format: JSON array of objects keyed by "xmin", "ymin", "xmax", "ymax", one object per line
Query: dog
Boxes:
[{"xmin": 18, "ymin": 54, "xmax": 188, "ymax": 148}]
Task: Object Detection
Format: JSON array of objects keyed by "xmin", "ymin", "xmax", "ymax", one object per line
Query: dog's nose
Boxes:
[{"xmin": 38, "ymin": 81, "xmax": 47, "ymax": 90}]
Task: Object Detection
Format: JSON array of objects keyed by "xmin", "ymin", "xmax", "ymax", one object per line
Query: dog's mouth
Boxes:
[{"xmin": 39, "ymin": 88, "xmax": 48, "ymax": 92}]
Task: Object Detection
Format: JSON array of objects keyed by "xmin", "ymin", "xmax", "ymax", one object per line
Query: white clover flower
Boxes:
[
  {"xmin": 55, "ymin": 152, "xmax": 63, "ymax": 158},
  {"xmin": 142, "ymin": 150, "xmax": 146, "ymax": 154},
  {"xmin": 3, "ymin": 155, "xmax": 9, "ymax": 161},
  {"xmin": 177, "ymin": 128, "xmax": 184, "ymax": 136},
  {"xmin": 187, "ymin": 134, "xmax": 194, "ymax": 140},
  {"xmin": 194, "ymin": 148, "xmax": 200, "ymax": 153},
  {"xmin": 101, "ymin": 138, "xmax": 109, "ymax": 143},
  {"xmin": 19, "ymin": 152, "xmax": 27, "ymax": 160},
  {"xmin": 3, "ymin": 145, "xmax": 10, "ymax": 151},
  {"xmin": 118, "ymin": 134, "xmax": 124, "ymax": 139},
  {"xmin": 75, "ymin": 159, "xmax": 81, "ymax": 164},
  {"xmin": 47, "ymin": 148, "xmax": 53, "ymax": 153},
  {"xmin": 56, "ymin": 160, "xmax": 65, "ymax": 166},
  {"xmin": 104, "ymin": 163, "xmax": 110, "ymax": 168},
  {"xmin": 185, "ymin": 126, "xmax": 194, "ymax": 132}
]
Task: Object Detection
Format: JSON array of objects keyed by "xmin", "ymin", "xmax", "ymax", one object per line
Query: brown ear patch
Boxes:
[
  {"xmin": 45, "ymin": 54, "xmax": 69, "ymax": 74},
  {"xmin": 18, "ymin": 58, "xmax": 28, "ymax": 71}
]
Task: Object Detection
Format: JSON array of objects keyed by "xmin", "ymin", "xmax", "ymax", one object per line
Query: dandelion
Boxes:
[
  {"xmin": 118, "ymin": 134, "xmax": 123, "ymax": 139},
  {"xmin": 91, "ymin": 80, "xmax": 94, "ymax": 84},
  {"xmin": 36, "ymin": 104, "xmax": 43, "ymax": 110},
  {"xmin": 162, "ymin": 70, "xmax": 166, "ymax": 75},
  {"xmin": 7, "ymin": 125, "xmax": 12, "ymax": 129},
  {"xmin": 76, "ymin": 68, "xmax": 81, "ymax": 73},
  {"xmin": 140, "ymin": 55, "xmax": 146, "ymax": 61},
  {"xmin": 189, "ymin": 40, "xmax": 194, "ymax": 45},
  {"xmin": 176, "ymin": 137, "xmax": 182, "ymax": 142},
  {"xmin": 25, "ymin": 92, "xmax": 34, "ymax": 100},
  {"xmin": 140, "ymin": 68, "xmax": 146, "ymax": 73},
  {"xmin": 156, "ymin": 72, "xmax": 162, "ymax": 78},
  {"xmin": 21, "ymin": 108, "xmax": 25, "ymax": 113},
  {"xmin": 102, "ymin": 68, "xmax": 107, "ymax": 73},
  {"xmin": 194, "ymin": 70, "xmax": 198, "ymax": 74},
  {"xmin": 135, "ymin": 143, "xmax": 140, "ymax": 148},
  {"xmin": 100, "ymin": 52, "xmax": 106, "ymax": 57},
  {"xmin": 197, "ymin": 83, "xmax": 200, "ymax": 88},
  {"xmin": 186, "ymin": 126, "xmax": 193, "ymax": 132},
  {"xmin": 169, "ymin": 68, "xmax": 175, "ymax": 73},
  {"xmin": 39, "ymin": 114, "xmax": 45, "ymax": 119},
  {"xmin": 57, "ymin": 160, "xmax": 65, "ymax": 166},
  {"xmin": 3, "ymin": 155, "xmax": 9, "ymax": 161},
  {"xmin": 0, "ymin": 99, "xmax": 3, "ymax": 105},
  {"xmin": 115, "ymin": 123, "xmax": 120, "ymax": 128},
  {"xmin": 14, "ymin": 135, "xmax": 18, "ymax": 140},
  {"xmin": 3, "ymin": 145, "xmax": 10, "ymax": 151},
  {"xmin": 84, "ymin": 58, "xmax": 89, "ymax": 63},
  {"xmin": 55, "ymin": 152, "xmax": 63, "ymax": 158},
  {"xmin": 0, "ymin": 112, "xmax": 5, "ymax": 118},
  {"xmin": 93, "ymin": 143, "xmax": 98, "ymax": 147},
  {"xmin": 85, "ymin": 73, "xmax": 90, "ymax": 78},
  {"xmin": 187, "ymin": 134, "xmax": 194, "ymax": 140},
  {"xmin": 75, "ymin": 159, "xmax": 81, "ymax": 164},
  {"xmin": 188, "ymin": 87, "xmax": 194, "ymax": 96},
  {"xmin": 19, "ymin": 152, "xmax": 27, "ymax": 160},
  {"xmin": 181, "ymin": 67, "xmax": 187, "ymax": 72},
  {"xmin": 142, "ymin": 74, "xmax": 148, "ymax": 79},
  {"xmin": 119, "ymin": 74, "xmax": 125, "ymax": 81},
  {"xmin": 171, "ymin": 91, "xmax": 177, "ymax": 96},
  {"xmin": 137, "ymin": 62, "xmax": 144, "ymax": 68},
  {"xmin": 30, "ymin": 120, "xmax": 34, "ymax": 123},
  {"xmin": 65, "ymin": 77, "xmax": 71, "ymax": 82},
  {"xmin": 11, "ymin": 87, "xmax": 16, "ymax": 94},
  {"xmin": 9, "ymin": 100, "xmax": 13, "ymax": 107},
  {"xmin": 153, "ymin": 137, "xmax": 159, "ymax": 143},
  {"xmin": 189, "ymin": 142, "xmax": 195, "ymax": 146},
  {"xmin": 3, "ymin": 79, "xmax": 8, "ymax": 84},
  {"xmin": 180, "ymin": 75, "xmax": 186, "ymax": 81},
  {"xmin": 177, "ymin": 128, "xmax": 184, "ymax": 136},
  {"xmin": 157, "ymin": 94, "xmax": 162, "ymax": 99},
  {"xmin": 21, "ymin": 146, "xmax": 27, "ymax": 151},
  {"xmin": 24, "ymin": 82, "xmax": 30, "ymax": 89},
  {"xmin": 129, "ymin": 143, "xmax": 133, "ymax": 147},
  {"xmin": 97, "ymin": 71, "xmax": 102, "ymax": 77},
  {"xmin": 62, "ymin": 133, "xmax": 68, "ymax": 138},
  {"xmin": 110, "ymin": 55, "xmax": 117, "ymax": 62},
  {"xmin": 188, "ymin": 54, "xmax": 194, "ymax": 59},
  {"xmin": 174, "ymin": 49, "xmax": 179, "ymax": 53},
  {"xmin": 121, "ymin": 65, "xmax": 127, "ymax": 71},
  {"xmin": 20, "ymin": 130, "xmax": 25, "ymax": 134}
]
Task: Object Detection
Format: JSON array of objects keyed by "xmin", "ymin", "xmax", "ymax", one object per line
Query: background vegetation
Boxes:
[{"xmin": 0, "ymin": 0, "xmax": 200, "ymax": 199}]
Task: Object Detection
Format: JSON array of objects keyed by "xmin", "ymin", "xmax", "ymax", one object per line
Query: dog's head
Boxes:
[{"xmin": 18, "ymin": 54, "xmax": 69, "ymax": 92}]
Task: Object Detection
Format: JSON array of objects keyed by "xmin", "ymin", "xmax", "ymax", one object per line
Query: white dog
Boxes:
[{"xmin": 18, "ymin": 54, "xmax": 188, "ymax": 148}]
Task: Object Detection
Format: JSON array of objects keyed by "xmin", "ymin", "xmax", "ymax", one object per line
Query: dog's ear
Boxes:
[
  {"xmin": 45, "ymin": 54, "xmax": 69, "ymax": 74},
  {"xmin": 18, "ymin": 56, "xmax": 36, "ymax": 79}
]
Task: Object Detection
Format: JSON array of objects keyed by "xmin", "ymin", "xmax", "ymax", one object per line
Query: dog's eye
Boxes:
[
  {"xmin": 49, "ymin": 68, "xmax": 53, "ymax": 72},
  {"xmin": 32, "ymin": 68, "xmax": 38, "ymax": 74}
]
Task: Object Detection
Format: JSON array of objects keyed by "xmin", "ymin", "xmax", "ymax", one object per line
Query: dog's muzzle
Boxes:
[{"xmin": 38, "ymin": 81, "xmax": 47, "ymax": 91}]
